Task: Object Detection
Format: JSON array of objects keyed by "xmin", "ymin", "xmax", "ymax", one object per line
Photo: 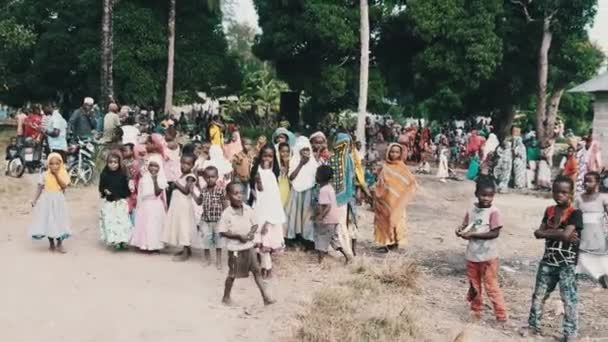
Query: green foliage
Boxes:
[
  {"xmin": 0, "ymin": 0, "xmax": 241, "ymax": 110},
  {"xmin": 253, "ymin": 0, "xmax": 388, "ymax": 125},
  {"xmin": 0, "ymin": 18, "xmax": 36, "ymax": 91},
  {"xmin": 222, "ymin": 63, "xmax": 288, "ymax": 125}
]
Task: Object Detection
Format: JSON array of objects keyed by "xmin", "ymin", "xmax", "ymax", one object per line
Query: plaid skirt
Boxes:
[{"xmin": 228, "ymin": 248, "xmax": 260, "ymax": 279}]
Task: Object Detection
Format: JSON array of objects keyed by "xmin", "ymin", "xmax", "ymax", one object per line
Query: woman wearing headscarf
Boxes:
[
  {"xmin": 482, "ymin": 133, "xmax": 499, "ymax": 162},
  {"xmin": 285, "ymin": 136, "xmax": 319, "ymax": 243},
  {"xmin": 328, "ymin": 133, "xmax": 357, "ymax": 256},
  {"xmin": 272, "ymin": 127, "xmax": 295, "ymax": 148},
  {"xmin": 512, "ymin": 136, "xmax": 528, "ymax": 189},
  {"xmin": 373, "ymin": 143, "xmax": 416, "ymax": 252},
  {"xmin": 494, "ymin": 140, "xmax": 513, "ymax": 193}
]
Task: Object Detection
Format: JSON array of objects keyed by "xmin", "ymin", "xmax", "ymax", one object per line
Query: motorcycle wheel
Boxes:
[
  {"xmin": 80, "ymin": 163, "xmax": 94, "ymax": 185},
  {"xmin": 7, "ymin": 158, "xmax": 25, "ymax": 178},
  {"xmin": 69, "ymin": 163, "xmax": 94, "ymax": 185}
]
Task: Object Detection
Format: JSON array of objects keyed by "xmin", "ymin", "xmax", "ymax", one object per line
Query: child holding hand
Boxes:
[{"xmin": 456, "ymin": 178, "xmax": 507, "ymax": 322}]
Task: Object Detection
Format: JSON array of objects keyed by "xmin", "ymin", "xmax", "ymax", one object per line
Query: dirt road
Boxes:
[{"xmin": 2, "ymin": 168, "xmax": 608, "ymax": 341}]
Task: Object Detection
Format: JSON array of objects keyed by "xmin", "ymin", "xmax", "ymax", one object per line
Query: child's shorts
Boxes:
[
  {"xmin": 314, "ymin": 223, "xmax": 341, "ymax": 252},
  {"xmin": 199, "ymin": 221, "xmax": 224, "ymax": 249},
  {"xmin": 228, "ymin": 248, "xmax": 260, "ymax": 279}
]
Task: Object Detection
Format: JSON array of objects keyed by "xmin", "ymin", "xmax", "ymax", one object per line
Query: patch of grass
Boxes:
[
  {"xmin": 351, "ymin": 255, "xmax": 419, "ymax": 290},
  {"xmin": 297, "ymin": 255, "xmax": 420, "ymax": 342}
]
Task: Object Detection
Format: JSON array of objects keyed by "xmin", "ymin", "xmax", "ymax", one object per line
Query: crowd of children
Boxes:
[{"xmin": 24, "ymin": 117, "xmax": 608, "ymax": 339}]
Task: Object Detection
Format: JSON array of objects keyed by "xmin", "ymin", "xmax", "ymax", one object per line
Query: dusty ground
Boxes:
[{"xmin": 1, "ymin": 133, "xmax": 607, "ymax": 341}]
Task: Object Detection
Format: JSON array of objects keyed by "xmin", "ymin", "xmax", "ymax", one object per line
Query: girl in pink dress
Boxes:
[{"xmin": 130, "ymin": 154, "xmax": 167, "ymax": 251}]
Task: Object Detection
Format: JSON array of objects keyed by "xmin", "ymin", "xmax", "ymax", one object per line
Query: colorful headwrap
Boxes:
[
  {"xmin": 329, "ymin": 133, "xmax": 355, "ymax": 206},
  {"xmin": 272, "ymin": 127, "xmax": 295, "ymax": 147}
]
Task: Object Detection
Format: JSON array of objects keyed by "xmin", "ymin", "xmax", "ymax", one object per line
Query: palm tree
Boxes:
[
  {"xmin": 164, "ymin": 0, "xmax": 221, "ymax": 115},
  {"xmin": 163, "ymin": 0, "xmax": 176, "ymax": 115},
  {"xmin": 356, "ymin": 0, "xmax": 370, "ymax": 156},
  {"xmin": 101, "ymin": 0, "xmax": 114, "ymax": 108}
]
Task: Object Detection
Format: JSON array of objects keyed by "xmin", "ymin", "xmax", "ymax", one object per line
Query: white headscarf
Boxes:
[
  {"xmin": 203, "ymin": 145, "xmax": 233, "ymax": 176},
  {"xmin": 289, "ymin": 136, "xmax": 319, "ymax": 192},
  {"xmin": 139, "ymin": 153, "xmax": 168, "ymax": 201},
  {"xmin": 482, "ymin": 133, "xmax": 499, "ymax": 160}
]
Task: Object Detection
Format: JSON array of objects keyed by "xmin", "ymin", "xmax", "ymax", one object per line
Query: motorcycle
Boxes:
[
  {"xmin": 67, "ymin": 138, "xmax": 96, "ymax": 185},
  {"xmin": 6, "ymin": 138, "xmax": 46, "ymax": 177},
  {"xmin": 5, "ymin": 141, "xmax": 25, "ymax": 178}
]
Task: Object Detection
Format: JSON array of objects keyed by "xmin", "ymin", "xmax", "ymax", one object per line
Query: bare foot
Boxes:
[
  {"xmin": 56, "ymin": 245, "xmax": 67, "ymax": 254},
  {"xmin": 49, "ymin": 245, "xmax": 56, "ymax": 252},
  {"xmin": 264, "ymin": 298, "xmax": 276, "ymax": 306},
  {"xmin": 216, "ymin": 262, "xmax": 223, "ymax": 271},
  {"xmin": 344, "ymin": 255, "xmax": 353, "ymax": 265},
  {"xmin": 222, "ymin": 297, "xmax": 233, "ymax": 306}
]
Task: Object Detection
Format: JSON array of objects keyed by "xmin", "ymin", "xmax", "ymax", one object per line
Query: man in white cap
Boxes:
[{"xmin": 69, "ymin": 97, "xmax": 96, "ymax": 139}]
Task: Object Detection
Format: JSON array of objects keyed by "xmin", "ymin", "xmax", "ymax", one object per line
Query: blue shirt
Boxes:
[{"xmin": 47, "ymin": 111, "xmax": 68, "ymax": 151}]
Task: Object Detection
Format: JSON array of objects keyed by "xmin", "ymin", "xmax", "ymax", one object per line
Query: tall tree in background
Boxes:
[
  {"xmin": 510, "ymin": 0, "xmax": 597, "ymax": 146},
  {"xmin": 163, "ymin": 0, "xmax": 176, "ymax": 115},
  {"xmin": 100, "ymin": 0, "xmax": 114, "ymax": 109},
  {"xmin": 164, "ymin": 0, "xmax": 222, "ymax": 115},
  {"xmin": 356, "ymin": 0, "xmax": 369, "ymax": 153}
]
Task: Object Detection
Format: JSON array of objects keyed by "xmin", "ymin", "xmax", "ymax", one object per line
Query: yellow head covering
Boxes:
[{"xmin": 44, "ymin": 153, "xmax": 70, "ymax": 192}]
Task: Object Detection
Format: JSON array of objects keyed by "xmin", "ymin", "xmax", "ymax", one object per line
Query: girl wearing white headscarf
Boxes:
[
  {"xmin": 130, "ymin": 154, "xmax": 167, "ymax": 251},
  {"xmin": 285, "ymin": 136, "xmax": 319, "ymax": 242}
]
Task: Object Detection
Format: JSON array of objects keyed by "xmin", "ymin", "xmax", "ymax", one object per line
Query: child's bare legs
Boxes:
[
  {"xmin": 222, "ymin": 276, "xmax": 235, "ymax": 305},
  {"xmin": 260, "ymin": 252, "xmax": 272, "ymax": 278},
  {"xmin": 336, "ymin": 247, "xmax": 352, "ymax": 264},
  {"xmin": 174, "ymin": 246, "xmax": 191, "ymax": 261},
  {"xmin": 317, "ymin": 251, "xmax": 327, "ymax": 264},
  {"xmin": 216, "ymin": 248, "xmax": 223, "ymax": 270},
  {"xmin": 252, "ymin": 269, "xmax": 275, "ymax": 305},
  {"xmin": 203, "ymin": 249, "xmax": 212, "ymax": 265},
  {"xmin": 55, "ymin": 239, "xmax": 66, "ymax": 254},
  {"xmin": 351, "ymin": 239, "xmax": 357, "ymax": 257},
  {"xmin": 48, "ymin": 238, "xmax": 55, "ymax": 252}
]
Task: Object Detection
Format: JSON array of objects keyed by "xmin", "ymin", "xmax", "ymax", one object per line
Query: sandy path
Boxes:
[
  {"xmin": 3, "ymin": 168, "xmax": 608, "ymax": 341},
  {"xmin": 0, "ymin": 175, "xmax": 330, "ymax": 342}
]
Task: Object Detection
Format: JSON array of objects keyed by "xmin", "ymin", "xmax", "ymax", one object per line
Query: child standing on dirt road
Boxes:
[
  {"xmin": 456, "ymin": 177, "xmax": 507, "ymax": 322},
  {"xmin": 29, "ymin": 153, "xmax": 71, "ymax": 253},
  {"xmin": 218, "ymin": 183, "xmax": 275, "ymax": 306},
  {"xmin": 313, "ymin": 165, "xmax": 351, "ymax": 264},
  {"xmin": 193, "ymin": 166, "xmax": 228, "ymax": 269},
  {"xmin": 520, "ymin": 176, "xmax": 583, "ymax": 340},
  {"xmin": 162, "ymin": 154, "xmax": 197, "ymax": 261},
  {"xmin": 98, "ymin": 152, "xmax": 132, "ymax": 250}
]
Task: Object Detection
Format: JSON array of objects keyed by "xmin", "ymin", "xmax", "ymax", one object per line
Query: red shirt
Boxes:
[{"xmin": 23, "ymin": 114, "xmax": 42, "ymax": 139}]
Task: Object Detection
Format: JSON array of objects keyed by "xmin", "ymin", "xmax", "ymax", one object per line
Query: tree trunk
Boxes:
[
  {"xmin": 544, "ymin": 86, "xmax": 565, "ymax": 141},
  {"xmin": 535, "ymin": 17, "xmax": 553, "ymax": 147},
  {"xmin": 100, "ymin": 0, "xmax": 114, "ymax": 109},
  {"xmin": 495, "ymin": 103, "xmax": 516, "ymax": 142},
  {"xmin": 164, "ymin": 0, "xmax": 176, "ymax": 116},
  {"xmin": 356, "ymin": 0, "xmax": 369, "ymax": 157},
  {"xmin": 107, "ymin": 0, "xmax": 114, "ymax": 100}
]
